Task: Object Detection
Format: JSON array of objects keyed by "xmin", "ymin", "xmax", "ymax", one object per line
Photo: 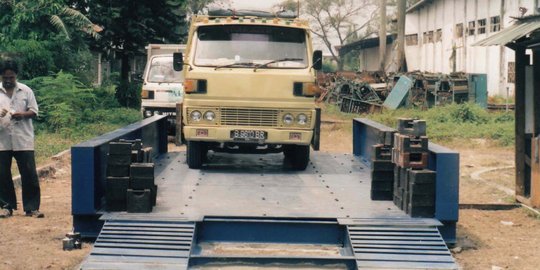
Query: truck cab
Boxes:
[
  {"xmin": 141, "ymin": 44, "xmax": 186, "ymax": 134},
  {"xmin": 174, "ymin": 10, "xmax": 322, "ymax": 170}
]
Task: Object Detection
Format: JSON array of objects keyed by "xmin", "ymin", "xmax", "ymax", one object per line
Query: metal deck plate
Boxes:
[{"xmin": 125, "ymin": 151, "xmax": 407, "ymax": 220}]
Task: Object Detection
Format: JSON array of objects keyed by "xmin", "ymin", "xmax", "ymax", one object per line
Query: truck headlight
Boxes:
[
  {"xmin": 283, "ymin": 113, "xmax": 294, "ymax": 125},
  {"xmin": 190, "ymin": 110, "xmax": 202, "ymax": 122},
  {"xmin": 204, "ymin": 111, "xmax": 215, "ymax": 121},
  {"xmin": 297, "ymin": 114, "xmax": 308, "ymax": 125}
]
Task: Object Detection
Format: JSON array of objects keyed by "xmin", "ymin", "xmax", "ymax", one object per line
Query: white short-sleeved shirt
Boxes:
[{"xmin": 0, "ymin": 82, "xmax": 39, "ymax": 151}]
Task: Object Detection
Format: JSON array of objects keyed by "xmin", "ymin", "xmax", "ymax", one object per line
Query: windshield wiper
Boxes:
[
  {"xmin": 253, "ymin": 58, "xmax": 303, "ymax": 72},
  {"xmin": 214, "ymin": 62, "xmax": 255, "ymax": 70}
]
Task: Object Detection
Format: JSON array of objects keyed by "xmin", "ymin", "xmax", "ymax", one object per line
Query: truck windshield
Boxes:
[
  {"xmin": 147, "ymin": 56, "xmax": 184, "ymax": 83},
  {"xmin": 194, "ymin": 25, "xmax": 308, "ymax": 68}
]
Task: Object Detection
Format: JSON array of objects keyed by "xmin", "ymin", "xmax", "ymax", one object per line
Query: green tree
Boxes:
[
  {"xmin": 301, "ymin": 0, "xmax": 379, "ymax": 70},
  {"xmin": 0, "ymin": 0, "xmax": 100, "ymax": 41},
  {"xmin": 82, "ymin": 0, "xmax": 188, "ymax": 107}
]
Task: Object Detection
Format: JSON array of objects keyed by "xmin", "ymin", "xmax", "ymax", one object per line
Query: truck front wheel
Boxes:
[
  {"xmin": 283, "ymin": 145, "xmax": 310, "ymax": 170},
  {"xmin": 187, "ymin": 141, "xmax": 206, "ymax": 169}
]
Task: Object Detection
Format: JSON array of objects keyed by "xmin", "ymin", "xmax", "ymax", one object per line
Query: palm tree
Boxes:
[{"xmin": 1, "ymin": 0, "xmax": 101, "ymax": 40}]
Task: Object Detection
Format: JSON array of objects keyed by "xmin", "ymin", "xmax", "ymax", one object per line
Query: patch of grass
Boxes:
[{"xmin": 323, "ymin": 102, "xmax": 515, "ymax": 147}]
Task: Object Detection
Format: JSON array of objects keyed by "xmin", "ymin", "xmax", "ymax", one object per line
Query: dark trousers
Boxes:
[{"xmin": 0, "ymin": 151, "xmax": 40, "ymax": 211}]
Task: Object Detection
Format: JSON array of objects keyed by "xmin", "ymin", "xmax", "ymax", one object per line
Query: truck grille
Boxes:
[{"xmin": 220, "ymin": 108, "xmax": 279, "ymax": 127}]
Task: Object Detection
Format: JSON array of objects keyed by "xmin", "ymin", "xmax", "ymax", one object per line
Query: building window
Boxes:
[
  {"xmin": 508, "ymin": 62, "xmax": 515, "ymax": 83},
  {"xmin": 435, "ymin": 29, "xmax": 442, "ymax": 42},
  {"xmin": 427, "ymin": 31, "xmax": 434, "ymax": 43},
  {"xmin": 491, "ymin": 16, "xmax": 501, "ymax": 32},
  {"xmin": 455, "ymin": 23, "xmax": 463, "ymax": 38},
  {"xmin": 478, "ymin": 19, "xmax": 487, "ymax": 34},
  {"xmin": 468, "ymin": 21, "xmax": 476, "ymax": 36},
  {"xmin": 406, "ymin": 34, "xmax": 418, "ymax": 46}
]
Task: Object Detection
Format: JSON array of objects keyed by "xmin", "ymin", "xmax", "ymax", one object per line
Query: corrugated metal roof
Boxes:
[{"xmin": 473, "ymin": 19, "xmax": 540, "ymax": 46}]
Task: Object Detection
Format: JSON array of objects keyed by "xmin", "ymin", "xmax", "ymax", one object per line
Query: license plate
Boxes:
[{"xmin": 230, "ymin": 130, "xmax": 267, "ymax": 141}]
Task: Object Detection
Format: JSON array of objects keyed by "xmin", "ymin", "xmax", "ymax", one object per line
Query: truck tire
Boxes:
[
  {"xmin": 285, "ymin": 145, "xmax": 310, "ymax": 170},
  {"xmin": 187, "ymin": 141, "xmax": 206, "ymax": 169}
]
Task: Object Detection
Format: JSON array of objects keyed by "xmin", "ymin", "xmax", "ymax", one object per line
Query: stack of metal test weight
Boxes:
[
  {"xmin": 105, "ymin": 140, "xmax": 157, "ymax": 213},
  {"xmin": 392, "ymin": 119, "xmax": 436, "ymax": 218},
  {"xmin": 370, "ymin": 131, "xmax": 396, "ymax": 201}
]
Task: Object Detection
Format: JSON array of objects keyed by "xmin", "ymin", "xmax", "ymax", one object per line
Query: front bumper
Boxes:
[{"xmin": 184, "ymin": 126, "xmax": 313, "ymax": 145}]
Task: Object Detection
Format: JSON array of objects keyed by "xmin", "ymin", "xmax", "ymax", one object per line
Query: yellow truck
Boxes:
[{"xmin": 173, "ymin": 9, "xmax": 322, "ymax": 170}]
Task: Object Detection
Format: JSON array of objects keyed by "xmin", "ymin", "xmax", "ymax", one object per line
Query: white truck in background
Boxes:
[{"xmin": 141, "ymin": 44, "xmax": 186, "ymax": 134}]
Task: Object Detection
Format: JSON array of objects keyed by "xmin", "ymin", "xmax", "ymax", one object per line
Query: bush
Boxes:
[
  {"xmin": 28, "ymin": 72, "xmax": 96, "ymax": 131},
  {"xmin": 2, "ymin": 39, "xmax": 55, "ymax": 79},
  {"xmin": 327, "ymin": 102, "xmax": 515, "ymax": 147}
]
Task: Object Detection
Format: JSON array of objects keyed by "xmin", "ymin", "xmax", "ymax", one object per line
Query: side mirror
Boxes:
[
  {"xmin": 312, "ymin": 50, "xmax": 323, "ymax": 71},
  {"xmin": 173, "ymin": 52, "xmax": 183, "ymax": 71}
]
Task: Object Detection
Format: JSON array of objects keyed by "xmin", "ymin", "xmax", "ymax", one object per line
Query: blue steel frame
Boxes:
[
  {"xmin": 352, "ymin": 118, "xmax": 460, "ymax": 244},
  {"xmin": 71, "ymin": 115, "xmax": 168, "ymax": 237}
]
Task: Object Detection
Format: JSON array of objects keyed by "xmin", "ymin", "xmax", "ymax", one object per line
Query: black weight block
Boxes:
[
  {"xmin": 407, "ymin": 205, "xmax": 435, "ymax": 218},
  {"xmin": 393, "ymin": 195, "xmax": 402, "ymax": 208},
  {"xmin": 395, "ymin": 134, "xmax": 429, "ymax": 153},
  {"xmin": 130, "ymin": 163, "xmax": 154, "ymax": 178},
  {"xmin": 107, "ymin": 154, "xmax": 131, "ymax": 166},
  {"xmin": 141, "ymin": 147, "xmax": 153, "ymax": 163},
  {"xmin": 394, "ymin": 166, "xmax": 400, "ymax": 187},
  {"xmin": 151, "ymin": 185, "xmax": 158, "ymax": 206},
  {"xmin": 372, "ymin": 181, "xmax": 393, "ymax": 191},
  {"xmin": 372, "ymin": 144, "xmax": 392, "ymax": 161},
  {"xmin": 106, "ymin": 177, "xmax": 129, "ymax": 211},
  {"xmin": 399, "ymin": 167, "xmax": 409, "ymax": 190},
  {"xmin": 131, "ymin": 150, "xmax": 143, "ymax": 163},
  {"xmin": 120, "ymin": 139, "xmax": 143, "ymax": 151},
  {"xmin": 371, "ymin": 190, "xmax": 393, "ymax": 201},
  {"xmin": 109, "ymin": 142, "xmax": 132, "ymax": 155},
  {"xmin": 127, "ymin": 189, "xmax": 153, "ymax": 213},
  {"xmin": 409, "ymin": 182, "xmax": 436, "ymax": 195},
  {"xmin": 371, "ymin": 170, "xmax": 394, "ymax": 182},
  {"xmin": 408, "ymin": 169, "xmax": 436, "ymax": 184},
  {"xmin": 397, "ymin": 118, "xmax": 427, "ymax": 137},
  {"xmin": 130, "ymin": 176, "xmax": 154, "ymax": 190},
  {"xmin": 409, "ymin": 194, "xmax": 435, "ymax": 206},
  {"xmin": 106, "ymin": 177, "xmax": 129, "ymax": 200},
  {"xmin": 372, "ymin": 160, "xmax": 394, "ymax": 172},
  {"xmin": 106, "ymin": 164, "xmax": 130, "ymax": 177}
]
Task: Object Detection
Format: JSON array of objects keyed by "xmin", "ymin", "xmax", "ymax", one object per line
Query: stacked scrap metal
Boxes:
[
  {"xmin": 105, "ymin": 139, "xmax": 157, "ymax": 213},
  {"xmin": 384, "ymin": 72, "xmax": 482, "ymax": 110},
  {"xmin": 317, "ymin": 72, "xmax": 386, "ymax": 113},
  {"xmin": 392, "ymin": 118, "xmax": 436, "ymax": 218}
]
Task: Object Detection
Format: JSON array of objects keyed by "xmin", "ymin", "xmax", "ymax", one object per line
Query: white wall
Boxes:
[{"xmin": 403, "ymin": 0, "xmax": 538, "ymax": 96}]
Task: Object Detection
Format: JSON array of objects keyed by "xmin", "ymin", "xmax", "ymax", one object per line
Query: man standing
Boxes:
[{"xmin": 0, "ymin": 60, "xmax": 43, "ymax": 218}]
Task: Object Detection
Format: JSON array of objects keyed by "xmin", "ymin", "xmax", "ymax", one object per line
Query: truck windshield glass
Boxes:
[
  {"xmin": 194, "ymin": 25, "xmax": 308, "ymax": 68},
  {"xmin": 147, "ymin": 56, "xmax": 184, "ymax": 83}
]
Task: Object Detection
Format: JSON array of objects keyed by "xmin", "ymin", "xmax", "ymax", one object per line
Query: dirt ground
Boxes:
[{"xmin": 1, "ymin": 120, "xmax": 539, "ymax": 270}]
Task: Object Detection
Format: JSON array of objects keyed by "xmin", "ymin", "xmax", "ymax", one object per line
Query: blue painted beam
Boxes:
[{"xmin": 71, "ymin": 115, "xmax": 168, "ymax": 236}]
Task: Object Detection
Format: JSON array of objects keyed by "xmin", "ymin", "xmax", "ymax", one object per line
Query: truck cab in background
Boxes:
[
  {"xmin": 174, "ymin": 10, "xmax": 323, "ymax": 170},
  {"xmin": 141, "ymin": 44, "xmax": 186, "ymax": 134}
]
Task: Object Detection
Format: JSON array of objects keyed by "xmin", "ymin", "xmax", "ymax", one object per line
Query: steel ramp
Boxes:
[
  {"xmin": 80, "ymin": 219, "xmax": 195, "ymax": 270},
  {"xmin": 346, "ymin": 219, "xmax": 457, "ymax": 269}
]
